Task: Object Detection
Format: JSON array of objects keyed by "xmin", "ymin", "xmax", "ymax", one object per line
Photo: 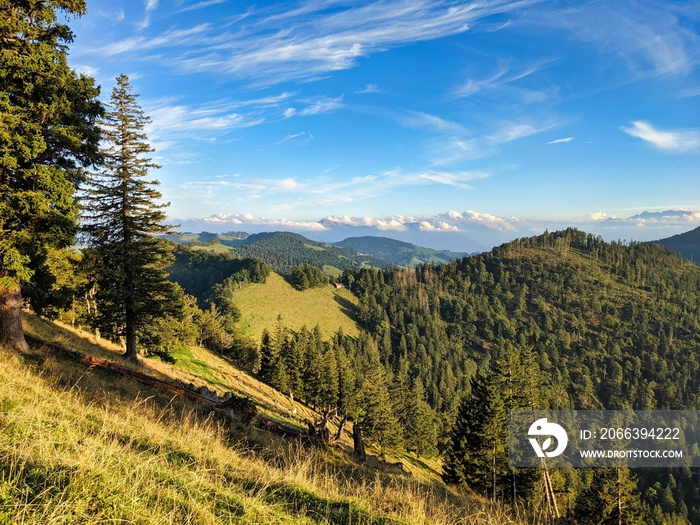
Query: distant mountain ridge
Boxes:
[
  {"xmin": 164, "ymin": 231, "xmax": 387, "ymax": 274},
  {"xmin": 164, "ymin": 231, "xmax": 470, "ymax": 271},
  {"xmin": 655, "ymin": 226, "xmax": 700, "ymax": 264},
  {"xmin": 631, "ymin": 210, "xmax": 693, "ymax": 220},
  {"xmin": 334, "ymin": 236, "xmax": 471, "ymax": 266}
]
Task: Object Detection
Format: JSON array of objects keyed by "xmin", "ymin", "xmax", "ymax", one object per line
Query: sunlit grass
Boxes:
[{"xmin": 232, "ymin": 272, "xmax": 360, "ymax": 341}]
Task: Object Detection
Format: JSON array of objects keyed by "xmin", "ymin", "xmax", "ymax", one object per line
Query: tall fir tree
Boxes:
[
  {"xmin": 402, "ymin": 376, "xmax": 438, "ymax": 457},
  {"xmin": 81, "ymin": 74, "xmax": 176, "ymax": 361},
  {"xmin": 442, "ymin": 368, "xmax": 508, "ymax": 500},
  {"xmin": 0, "ymin": 0, "xmax": 101, "ymax": 352},
  {"xmin": 258, "ymin": 328, "xmax": 278, "ymax": 384},
  {"xmin": 575, "ymin": 467, "xmax": 644, "ymax": 524}
]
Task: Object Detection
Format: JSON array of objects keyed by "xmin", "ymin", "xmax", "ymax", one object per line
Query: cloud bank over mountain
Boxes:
[{"xmin": 172, "ymin": 209, "xmax": 700, "ymax": 252}]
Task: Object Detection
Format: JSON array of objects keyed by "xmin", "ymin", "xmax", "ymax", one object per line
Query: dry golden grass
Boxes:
[{"xmin": 3, "ymin": 314, "xmax": 535, "ymax": 524}]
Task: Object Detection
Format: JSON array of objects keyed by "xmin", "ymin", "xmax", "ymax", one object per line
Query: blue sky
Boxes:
[{"xmin": 68, "ymin": 0, "xmax": 699, "ymax": 251}]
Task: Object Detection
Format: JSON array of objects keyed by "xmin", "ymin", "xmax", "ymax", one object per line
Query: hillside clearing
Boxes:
[{"xmin": 233, "ymin": 272, "xmax": 361, "ymax": 341}]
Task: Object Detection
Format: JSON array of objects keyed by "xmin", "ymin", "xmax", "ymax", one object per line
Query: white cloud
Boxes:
[
  {"xmin": 321, "ymin": 209, "xmax": 516, "ymax": 233},
  {"xmin": 547, "ymin": 137, "xmax": 575, "ymax": 144},
  {"xmin": 622, "ymin": 121, "xmax": 700, "ymax": 153},
  {"xmin": 73, "ymin": 64, "xmax": 100, "ymax": 77},
  {"xmin": 459, "ymin": 210, "xmax": 518, "ymax": 231},
  {"xmin": 275, "ymin": 131, "xmax": 313, "ymax": 144},
  {"xmin": 283, "ymin": 107, "xmax": 297, "ymax": 118},
  {"xmin": 355, "ymin": 83, "xmax": 383, "ymax": 94},
  {"xmin": 398, "ymin": 111, "xmax": 465, "ymax": 133},
  {"xmin": 204, "ymin": 213, "xmax": 327, "ymax": 231},
  {"xmin": 274, "ymin": 178, "xmax": 302, "ymax": 191},
  {"xmin": 298, "ymin": 96, "xmax": 343, "ymax": 116},
  {"xmin": 419, "ymin": 221, "xmax": 460, "ymax": 232},
  {"xmin": 589, "ymin": 211, "xmax": 616, "ymax": 221}
]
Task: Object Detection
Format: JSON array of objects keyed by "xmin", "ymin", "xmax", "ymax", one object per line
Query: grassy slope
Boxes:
[
  {"xmin": 0, "ymin": 314, "xmax": 528, "ymax": 524},
  {"xmin": 233, "ymin": 272, "xmax": 361, "ymax": 342},
  {"xmin": 190, "ymin": 242, "xmax": 234, "ymax": 254}
]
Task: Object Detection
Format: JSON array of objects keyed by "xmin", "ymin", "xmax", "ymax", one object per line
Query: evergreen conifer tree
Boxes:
[
  {"xmin": 258, "ymin": 328, "xmax": 278, "ymax": 383},
  {"xmin": 403, "ymin": 376, "xmax": 438, "ymax": 456},
  {"xmin": 0, "ymin": 0, "xmax": 101, "ymax": 351},
  {"xmin": 81, "ymin": 74, "xmax": 176, "ymax": 361},
  {"xmin": 442, "ymin": 369, "xmax": 508, "ymax": 500},
  {"xmin": 575, "ymin": 467, "xmax": 644, "ymax": 524}
]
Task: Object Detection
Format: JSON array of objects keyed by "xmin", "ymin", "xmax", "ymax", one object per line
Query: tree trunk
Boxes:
[
  {"xmin": 124, "ymin": 302, "xmax": 138, "ymax": 361},
  {"xmin": 334, "ymin": 413, "xmax": 348, "ymax": 443},
  {"xmin": 0, "ymin": 283, "xmax": 29, "ymax": 353},
  {"xmin": 353, "ymin": 422, "xmax": 366, "ymax": 462}
]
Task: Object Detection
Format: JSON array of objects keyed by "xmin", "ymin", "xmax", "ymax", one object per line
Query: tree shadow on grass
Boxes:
[{"xmin": 333, "ymin": 294, "xmax": 360, "ymax": 325}]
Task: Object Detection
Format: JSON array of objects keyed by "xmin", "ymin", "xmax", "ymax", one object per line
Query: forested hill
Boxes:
[
  {"xmin": 335, "ymin": 236, "xmax": 471, "ymax": 266},
  {"xmin": 166, "ymin": 231, "xmax": 388, "ymax": 273},
  {"xmin": 656, "ymin": 225, "xmax": 700, "ymax": 264},
  {"xmin": 337, "ymin": 228, "xmax": 700, "ymax": 521},
  {"xmin": 343, "ymin": 228, "xmax": 700, "ymax": 414}
]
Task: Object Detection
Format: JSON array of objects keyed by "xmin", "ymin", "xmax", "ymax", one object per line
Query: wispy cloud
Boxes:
[
  {"xmin": 397, "ymin": 111, "xmax": 466, "ymax": 134},
  {"xmin": 139, "ymin": 99, "xmax": 267, "ymax": 163},
  {"xmin": 430, "ymin": 119, "xmax": 558, "ymax": 164},
  {"xmin": 541, "ymin": 1, "xmax": 699, "ymax": 78},
  {"xmin": 489, "ymin": 121, "xmax": 557, "ymax": 143},
  {"xmin": 547, "ymin": 137, "xmax": 575, "ymax": 145},
  {"xmin": 355, "ymin": 83, "xmax": 383, "ymax": 94},
  {"xmin": 147, "ymin": 103, "xmax": 264, "ymax": 136},
  {"xmin": 102, "ymin": 24, "xmax": 211, "ymax": 55},
  {"xmin": 453, "ymin": 60, "xmax": 557, "ymax": 103},
  {"xmin": 177, "ymin": 167, "xmax": 492, "ymax": 215},
  {"xmin": 622, "ymin": 121, "xmax": 700, "ymax": 153},
  {"xmin": 275, "ymin": 131, "xmax": 313, "ymax": 145},
  {"xmin": 138, "ymin": 0, "xmax": 160, "ymax": 30},
  {"xmin": 178, "ymin": 0, "xmax": 226, "ymax": 13},
  {"xmin": 298, "ymin": 96, "xmax": 343, "ymax": 116},
  {"xmin": 97, "ymin": 0, "xmax": 538, "ymax": 85}
]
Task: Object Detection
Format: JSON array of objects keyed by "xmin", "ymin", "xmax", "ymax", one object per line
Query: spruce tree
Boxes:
[
  {"xmin": 0, "ymin": 0, "xmax": 101, "ymax": 352},
  {"xmin": 442, "ymin": 369, "xmax": 508, "ymax": 500},
  {"xmin": 82, "ymin": 74, "xmax": 176, "ymax": 361},
  {"xmin": 258, "ymin": 328, "xmax": 278, "ymax": 384},
  {"xmin": 403, "ymin": 376, "xmax": 438, "ymax": 457},
  {"xmin": 575, "ymin": 467, "xmax": 644, "ymax": 524}
]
